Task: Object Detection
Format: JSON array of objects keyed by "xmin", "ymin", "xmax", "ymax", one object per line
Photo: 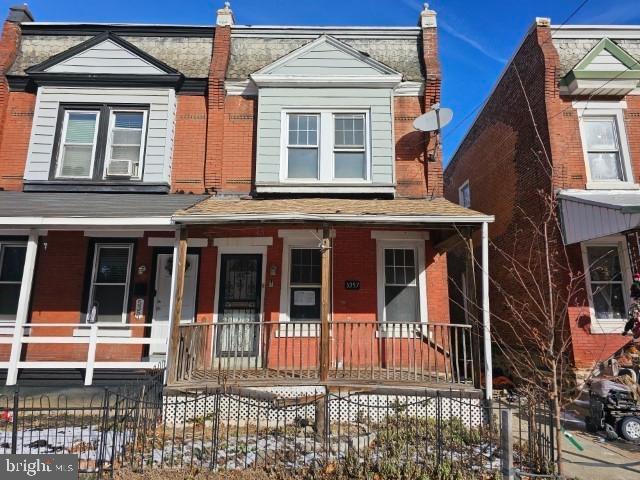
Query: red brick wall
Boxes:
[
  {"xmin": 219, "ymin": 95, "xmax": 256, "ymax": 194},
  {"xmin": 444, "ymin": 23, "xmax": 640, "ymax": 370},
  {"xmin": 171, "ymin": 95, "xmax": 207, "ymax": 193},
  {"xmin": 0, "ymin": 19, "xmax": 21, "ymax": 158},
  {"xmin": 185, "ymin": 225, "xmax": 450, "ymax": 370},
  {"xmin": 0, "ymin": 91, "xmax": 34, "ymax": 190}
]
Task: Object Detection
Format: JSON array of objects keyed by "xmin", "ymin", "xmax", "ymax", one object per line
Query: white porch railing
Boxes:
[{"xmin": 0, "ymin": 322, "xmax": 165, "ymax": 386}]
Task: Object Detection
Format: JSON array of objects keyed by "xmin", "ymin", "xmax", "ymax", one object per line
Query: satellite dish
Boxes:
[{"xmin": 413, "ymin": 104, "xmax": 453, "ymax": 132}]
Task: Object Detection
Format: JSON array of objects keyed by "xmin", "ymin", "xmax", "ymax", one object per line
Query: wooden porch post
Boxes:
[
  {"xmin": 166, "ymin": 227, "xmax": 188, "ymax": 385},
  {"xmin": 319, "ymin": 226, "xmax": 332, "ymax": 383},
  {"xmin": 6, "ymin": 229, "xmax": 39, "ymax": 386}
]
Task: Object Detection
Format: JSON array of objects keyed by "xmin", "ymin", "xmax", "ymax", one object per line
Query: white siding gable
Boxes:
[
  {"xmin": 583, "ymin": 49, "xmax": 628, "ymax": 72},
  {"xmin": 44, "ymin": 39, "xmax": 167, "ymax": 75}
]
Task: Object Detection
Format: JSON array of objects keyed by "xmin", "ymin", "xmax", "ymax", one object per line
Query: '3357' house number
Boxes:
[{"xmin": 345, "ymin": 280, "xmax": 360, "ymax": 290}]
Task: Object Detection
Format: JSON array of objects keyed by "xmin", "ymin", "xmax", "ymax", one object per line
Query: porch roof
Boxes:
[
  {"xmin": 173, "ymin": 197, "xmax": 494, "ymax": 225},
  {"xmin": 558, "ymin": 189, "xmax": 640, "ymax": 244},
  {"xmin": 0, "ymin": 191, "xmax": 208, "ymax": 228}
]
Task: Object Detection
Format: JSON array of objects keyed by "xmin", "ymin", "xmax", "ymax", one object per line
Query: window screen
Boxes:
[{"xmin": 108, "ymin": 111, "xmax": 145, "ymax": 177}]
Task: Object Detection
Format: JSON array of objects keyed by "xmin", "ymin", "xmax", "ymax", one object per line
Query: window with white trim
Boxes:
[
  {"xmin": 583, "ymin": 241, "xmax": 629, "ymax": 329},
  {"xmin": 87, "ymin": 243, "xmax": 133, "ymax": 323},
  {"xmin": 383, "ymin": 248, "xmax": 419, "ymax": 322},
  {"xmin": 56, "ymin": 110, "xmax": 100, "ymax": 179},
  {"xmin": 583, "ymin": 117, "xmax": 625, "ymax": 181},
  {"xmin": 458, "ymin": 181, "xmax": 471, "ymax": 208},
  {"xmin": 0, "ymin": 242, "xmax": 27, "ymax": 321},
  {"xmin": 53, "ymin": 105, "xmax": 148, "ymax": 181},
  {"xmin": 105, "ymin": 110, "xmax": 146, "ymax": 178},
  {"xmin": 577, "ymin": 103, "xmax": 635, "ymax": 188},
  {"xmin": 288, "ymin": 248, "xmax": 321, "ymax": 321},
  {"xmin": 283, "ymin": 110, "xmax": 370, "ymax": 182}
]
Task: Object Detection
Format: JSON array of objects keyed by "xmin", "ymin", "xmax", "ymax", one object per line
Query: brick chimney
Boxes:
[
  {"xmin": 204, "ymin": 2, "xmax": 234, "ymax": 192},
  {"xmin": 0, "ymin": 5, "xmax": 32, "ymax": 163},
  {"xmin": 419, "ymin": 3, "xmax": 443, "ymax": 196}
]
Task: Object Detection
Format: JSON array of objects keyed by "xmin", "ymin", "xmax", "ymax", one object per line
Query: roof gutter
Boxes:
[
  {"xmin": 173, "ymin": 213, "xmax": 495, "ymax": 225},
  {"xmin": 0, "ymin": 217, "xmax": 175, "ymax": 227}
]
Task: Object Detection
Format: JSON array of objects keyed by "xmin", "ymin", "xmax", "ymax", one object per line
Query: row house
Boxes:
[
  {"xmin": 445, "ymin": 18, "xmax": 640, "ymax": 377},
  {"xmin": 0, "ymin": 4, "xmax": 493, "ymax": 396}
]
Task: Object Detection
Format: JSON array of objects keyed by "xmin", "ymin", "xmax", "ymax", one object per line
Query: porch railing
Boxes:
[{"xmin": 172, "ymin": 321, "xmax": 475, "ymax": 387}]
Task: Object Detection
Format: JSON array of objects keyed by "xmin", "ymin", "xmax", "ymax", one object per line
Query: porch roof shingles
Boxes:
[
  {"xmin": 0, "ymin": 191, "xmax": 208, "ymax": 220},
  {"xmin": 174, "ymin": 197, "xmax": 492, "ymax": 223}
]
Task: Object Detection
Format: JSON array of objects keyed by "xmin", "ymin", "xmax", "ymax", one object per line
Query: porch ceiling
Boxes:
[
  {"xmin": 173, "ymin": 197, "xmax": 494, "ymax": 225},
  {"xmin": 0, "ymin": 191, "xmax": 208, "ymax": 227}
]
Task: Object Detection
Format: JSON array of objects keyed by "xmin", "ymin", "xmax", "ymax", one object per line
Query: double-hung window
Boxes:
[
  {"xmin": 458, "ymin": 181, "xmax": 471, "ymax": 208},
  {"xmin": 283, "ymin": 110, "xmax": 369, "ymax": 182},
  {"xmin": 87, "ymin": 243, "xmax": 133, "ymax": 323},
  {"xmin": 583, "ymin": 242, "xmax": 628, "ymax": 330},
  {"xmin": 583, "ymin": 117, "xmax": 625, "ymax": 182},
  {"xmin": 287, "ymin": 114, "xmax": 319, "ymax": 179},
  {"xmin": 288, "ymin": 248, "xmax": 321, "ymax": 321},
  {"xmin": 577, "ymin": 102, "xmax": 635, "ymax": 188},
  {"xmin": 57, "ymin": 110, "xmax": 100, "ymax": 178},
  {"xmin": 0, "ymin": 242, "xmax": 27, "ymax": 321},
  {"xmin": 334, "ymin": 113, "xmax": 366, "ymax": 179},
  {"xmin": 383, "ymin": 248, "xmax": 419, "ymax": 323},
  {"xmin": 54, "ymin": 105, "xmax": 148, "ymax": 181}
]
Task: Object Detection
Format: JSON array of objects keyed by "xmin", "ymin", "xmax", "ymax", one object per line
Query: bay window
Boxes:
[{"xmin": 283, "ymin": 110, "xmax": 370, "ymax": 182}]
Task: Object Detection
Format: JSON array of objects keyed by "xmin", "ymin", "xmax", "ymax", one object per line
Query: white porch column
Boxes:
[
  {"xmin": 481, "ymin": 221, "xmax": 492, "ymax": 400},
  {"xmin": 6, "ymin": 229, "xmax": 39, "ymax": 386}
]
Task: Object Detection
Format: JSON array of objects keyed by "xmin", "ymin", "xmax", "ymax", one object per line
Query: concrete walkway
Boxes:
[{"xmin": 562, "ymin": 430, "xmax": 640, "ymax": 480}]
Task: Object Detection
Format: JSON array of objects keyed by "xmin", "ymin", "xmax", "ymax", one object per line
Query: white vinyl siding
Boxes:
[{"xmin": 25, "ymin": 87, "xmax": 176, "ymax": 185}]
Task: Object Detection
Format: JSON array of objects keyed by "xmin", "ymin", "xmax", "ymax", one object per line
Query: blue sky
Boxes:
[{"xmin": 2, "ymin": 0, "xmax": 640, "ymax": 164}]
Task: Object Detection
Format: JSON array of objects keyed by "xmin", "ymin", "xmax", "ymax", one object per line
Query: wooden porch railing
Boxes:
[{"xmin": 171, "ymin": 321, "xmax": 475, "ymax": 388}]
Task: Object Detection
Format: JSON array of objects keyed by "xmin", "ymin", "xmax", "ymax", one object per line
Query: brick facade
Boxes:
[{"xmin": 444, "ymin": 22, "xmax": 638, "ymax": 370}]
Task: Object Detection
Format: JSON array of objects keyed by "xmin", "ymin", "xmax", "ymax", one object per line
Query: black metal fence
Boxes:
[{"xmin": 0, "ymin": 374, "xmax": 555, "ymax": 478}]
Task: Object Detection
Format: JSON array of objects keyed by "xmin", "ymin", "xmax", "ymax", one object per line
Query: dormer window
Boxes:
[
  {"xmin": 282, "ymin": 110, "xmax": 370, "ymax": 183},
  {"xmin": 52, "ymin": 104, "xmax": 148, "ymax": 181}
]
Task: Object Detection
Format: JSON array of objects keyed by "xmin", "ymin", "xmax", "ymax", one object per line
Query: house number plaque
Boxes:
[{"xmin": 345, "ymin": 280, "xmax": 361, "ymax": 290}]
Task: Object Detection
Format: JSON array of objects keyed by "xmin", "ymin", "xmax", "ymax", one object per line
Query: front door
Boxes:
[
  {"xmin": 150, "ymin": 253, "xmax": 199, "ymax": 356},
  {"xmin": 215, "ymin": 254, "xmax": 262, "ymax": 359}
]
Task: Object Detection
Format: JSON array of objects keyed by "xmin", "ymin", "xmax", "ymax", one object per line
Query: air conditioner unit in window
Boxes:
[{"xmin": 106, "ymin": 159, "xmax": 133, "ymax": 177}]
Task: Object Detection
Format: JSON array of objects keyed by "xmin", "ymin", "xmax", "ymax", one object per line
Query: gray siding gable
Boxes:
[
  {"xmin": 44, "ymin": 39, "xmax": 167, "ymax": 75},
  {"xmin": 253, "ymin": 35, "xmax": 400, "ymax": 78}
]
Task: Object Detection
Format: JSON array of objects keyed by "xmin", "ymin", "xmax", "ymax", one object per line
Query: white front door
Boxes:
[{"xmin": 150, "ymin": 253, "xmax": 199, "ymax": 356}]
